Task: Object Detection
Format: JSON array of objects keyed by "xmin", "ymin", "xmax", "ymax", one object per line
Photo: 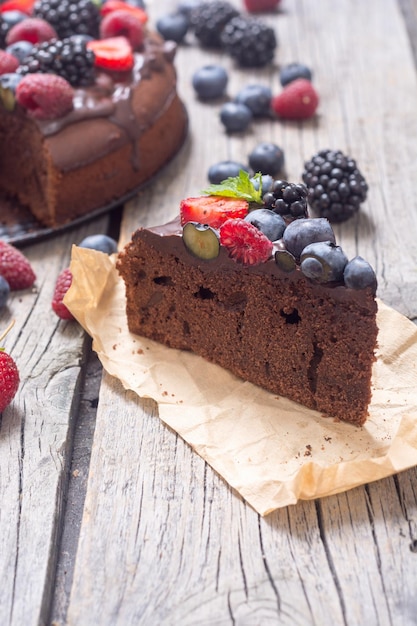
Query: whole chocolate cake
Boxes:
[
  {"xmin": 117, "ymin": 177, "xmax": 378, "ymax": 426},
  {"xmin": 0, "ymin": 1, "xmax": 187, "ymax": 228}
]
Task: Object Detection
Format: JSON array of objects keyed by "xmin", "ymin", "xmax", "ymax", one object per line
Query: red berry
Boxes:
[
  {"xmin": 0, "ymin": 240, "xmax": 36, "ymax": 290},
  {"xmin": 100, "ymin": 9, "xmax": 144, "ymax": 49},
  {"xmin": 272, "ymin": 79, "xmax": 319, "ymax": 120},
  {"xmin": 244, "ymin": 0, "xmax": 281, "ymax": 12},
  {"xmin": 219, "ymin": 218, "xmax": 273, "ymax": 265},
  {"xmin": 180, "ymin": 196, "xmax": 249, "ymax": 229},
  {"xmin": 87, "ymin": 36, "xmax": 134, "ymax": 71},
  {"xmin": 0, "ymin": 50, "xmax": 19, "ymax": 75},
  {"xmin": 0, "ymin": 0, "xmax": 35, "ymax": 14},
  {"xmin": 5, "ymin": 17, "xmax": 57, "ymax": 46},
  {"xmin": 100, "ymin": 1, "xmax": 148, "ymax": 24},
  {"xmin": 16, "ymin": 74, "xmax": 74, "ymax": 120},
  {"xmin": 52, "ymin": 268, "xmax": 74, "ymax": 320},
  {"xmin": 0, "ymin": 350, "xmax": 19, "ymax": 413}
]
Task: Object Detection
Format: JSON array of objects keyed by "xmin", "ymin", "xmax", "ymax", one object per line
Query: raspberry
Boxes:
[
  {"xmin": 219, "ymin": 218, "xmax": 273, "ymax": 265},
  {"xmin": 52, "ymin": 267, "xmax": 74, "ymax": 320},
  {"xmin": 0, "ymin": 0, "xmax": 35, "ymax": 13},
  {"xmin": 100, "ymin": 1, "xmax": 148, "ymax": 24},
  {"xmin": 87, "ymin": 36, "xmax": 134, "ymax": 71},
  {"xmin": 272, "ymin": 78, "xmax": 319, "ymax": 120},
  {"xmin": 0, "ymin": 50, "xmax": 19, "ymax": 75},
  {"xmin": 16, "ymin": 73, "xmax": 74, "ymax": 120},
  {"xmin": 0, "ymin": 240, "xmax": 36, "ymax": 290},
  {"xmin": 0, "ymin": 349, "xmax": 19, "ymax": 413},
  {"xmin": 100, "ymin": 9, "xmax": 144, "ymax": 50},
  {"xmin": 244, "ymin": 0, "xmax": 281, "ymax": 12},
  {"xmin": 5, "ymin": 17, "xmax": 57, "ymax": 46}
]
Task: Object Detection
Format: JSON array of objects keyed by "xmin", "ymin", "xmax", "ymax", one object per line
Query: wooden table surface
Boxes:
[{"xmin": 1, "ymin": 0, "xmax": 417, "ymax": 624}]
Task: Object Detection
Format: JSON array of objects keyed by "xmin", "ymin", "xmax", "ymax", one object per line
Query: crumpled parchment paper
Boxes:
[{"xmin": 64, "ymin": 246, "xmax": 417, "ymax": 515}]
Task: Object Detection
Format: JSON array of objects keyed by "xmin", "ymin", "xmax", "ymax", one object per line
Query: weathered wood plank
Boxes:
[
  {"xmin": 66, "ymin": 0, "xmax": 417, "ymax": 625},
  {"xmin": 0, "ymin": 216, "xmax": 109, "ymax": 626}
]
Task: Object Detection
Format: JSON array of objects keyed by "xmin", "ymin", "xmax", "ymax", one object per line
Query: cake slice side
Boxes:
[{"xmin": 117, "ymin": 221, "xmax": 378, "ymax": 426}]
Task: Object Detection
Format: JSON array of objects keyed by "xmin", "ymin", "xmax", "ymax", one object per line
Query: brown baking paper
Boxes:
[{"xmin": 64, "ymin": 246, "xmax": 417, "ymax": 515}]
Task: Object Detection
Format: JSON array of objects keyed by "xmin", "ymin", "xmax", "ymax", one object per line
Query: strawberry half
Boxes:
[
  {"xmin": 0, "ymin": 0, "xmax": 35, "ymax": 14},
  {"xmin": 87, "ymin": 36, "xmax": 134, "ymax": 72},
  {"xmin": 100, "ymin": 1, "xmax": 148, "ymax": 24},
  {"xmin": 272, "ymin": 79, "xmax": 319, "ymax": 120},
  {"xmin": 180, "ymin": 196, "xmax": 249, "ymax": 229}
]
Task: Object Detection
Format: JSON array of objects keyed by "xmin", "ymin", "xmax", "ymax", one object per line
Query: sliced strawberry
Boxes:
[
  {"xmin": 219, "ymin": 218, "xmax": 273, "ymax": 265},
  {"xmin": 180, "ymin": 196, "xmax": 249, "ymax": 229},
  {"xmin": 0, "ymin": 0, "xmax": 35, "ymax": 14},
  {"xmin": 87, "ymin": 36, "xmax": 134, "ymax": 72},
  {"xmin": 100, "ymin": 1, "xmax": 148, "ymax": 24}
]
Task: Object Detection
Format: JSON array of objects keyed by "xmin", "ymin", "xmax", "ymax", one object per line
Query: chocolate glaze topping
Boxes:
[
  {"xmin": 26, "ymin": 33, "xmax": 177, "ymax": 172},
  {"xmin": 136, "ymin": 217, "xmax": 377, "ymax": 312}
]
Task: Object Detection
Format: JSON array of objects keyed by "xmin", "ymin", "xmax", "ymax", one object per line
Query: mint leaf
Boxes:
[{"xmin": 202, "ymin": 170, "xmax": 263, "ymax": 204}]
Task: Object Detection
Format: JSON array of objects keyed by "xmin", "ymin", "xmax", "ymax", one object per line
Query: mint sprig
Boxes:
[{"xmin": 202, "ymin": 170, "xmax": 263, "ymax": 204}]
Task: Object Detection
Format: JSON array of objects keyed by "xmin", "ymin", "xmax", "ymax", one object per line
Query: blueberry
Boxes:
[
  {"xmin": 1, "ymin": 10, "xmax": 28, "ymax": 27},
  {"xmin": 248, "ymin": 142, "xmax": 285, "ymax": 176},
  {"xmin": 78, "ymin": 234, "xmax": 118, "ymax": 254},
  {"xmin": 6, "ymin": 40, "xmax": 34, "ymax": 62},
  {"xmin": 177, "ymin": 0, "xmax": 203, "ymax": 17},
  {"xmin": 183, "ymin": 222, "xmax": 220, "ymax": 260},
  {"xmin": 279, "ymin": 62, "xmax": 313, "ymax": 87},
  {"xmin": 245, "ymin": 209, "xmax": 285, "ymax": 241},
  {"xmin": 0, "ymin": 73, "xmax": 22, "ymax": 111},
  {"xmin": 220, "ymin": 102, "xmax": 252, "ymax": 133},
  {"xmin": 156, "ymin": 13, "xmax": 189, "ymax": 43},
  {"xmin": 125, "ymin": 0, "xmax": 146, "ymax": 8},
  {"xmin": 192, "ymin": 65, "xmax": 228, "ymax": 100},
  {"xmin": 343, "ymin": 256, "xmax": 377, "ymax": 293},
  {"xmin": 282, "ymin": 217, "xmax": 335, "ymax": 260},
  {"xmin": 250, "ymin": 174, "xmax": 274, "ymax": 194},
  {"xmin": 300, "ymin": 241, "xmax": 348, "ymax": 283},
  {"xmin": 208, "ymin": 161, "xmax": 249, "ymax": 184},
  {"xmin": 0, "ymin": 276, "xmax": 10, "ymax": 309},
  {"xmin": 235, "ymin": 84, "xmax": 272, "ymax": 117}
]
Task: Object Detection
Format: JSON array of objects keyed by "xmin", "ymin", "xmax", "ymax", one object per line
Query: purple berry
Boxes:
[
  {"xmin": 192, "ymin": 65, "xmax": 228, "ymax": 100},
  {"xmin": 282, "ymin": 217, "xmax": 335, "ymax": 260},
  {"xmin": 0, "ymin": 276, "xmax": 10, "ymax": 309},
  {"xmin": 79, "ymin": 234, "xmax": 118, "ymax": 254},
  {"xmin": 248, "ymin": 142, "xmax": 285, "ymax": 176},
  {"xmin": 220, "ymin": 101, "xmax": 252, "ymax": 132},
  {"xmin": 208, "ymin": 161, "xmax": 249, "ymax": 184},
  {"xmin": 156, "ymin": 13, "xmax": 189, "ymax": 43},
  {"xmin": 300, "ymin": 241, "xmax": 348, "ymax": 283},
  {"xmin": 244, "ymin": 209, "xmax": 286, "ymax": 241},
  {"xmin": 343, "ymin": 256, "xmax": 377, "ymax": 293},
  {"xmin": 280, "ymin": 62, "xmax": 312, "ymax": 87},
  {"xmin": 235, "ymin": 84, "xmax": 272, "ymax": 117}
]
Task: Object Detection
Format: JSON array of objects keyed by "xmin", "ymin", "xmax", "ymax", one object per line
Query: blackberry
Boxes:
[
  {"xmin": 220, "ymin": 16, "xmax": 277, "ymax": 68},
  {"xmin": 263, "ymin": 180, "xmax": 308, "ymax": 220},
  {"xmin": 33, "ymin": 0, "xmax": 100, "ymax": 40},
  {"xmin": 190, "ymin": 1, "xmax": 239, "ymax": 48},
  {"xmin": 17, "ymin": 37, "xmax": 96, "ymax": 87},
  {"xmin": 302, "ymin": 149, "xmax": 368, "ymax": 223}
]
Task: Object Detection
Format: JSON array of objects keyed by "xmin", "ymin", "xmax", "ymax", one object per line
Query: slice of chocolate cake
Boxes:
[{"xmin": 117, "ymin": 186, "xmax": 378, "ymax": 426}]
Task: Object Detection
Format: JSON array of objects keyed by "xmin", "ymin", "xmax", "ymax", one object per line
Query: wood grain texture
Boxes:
[
  {"xmin": 0, "ymin": 216, "xmax": 109, "ymax": 626},
  {"xmin": 66, "ymin": 1, "xmax": 417, "ymax": 625}
]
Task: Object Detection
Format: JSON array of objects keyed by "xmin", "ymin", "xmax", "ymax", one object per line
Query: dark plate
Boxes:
[
  {"xmin": 0, "ymin": 110, "xmax": 189, "ymax": 247},
  {"xmin": 0, "ymin": 185, "xmax": 144, "ymax": 247}
]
